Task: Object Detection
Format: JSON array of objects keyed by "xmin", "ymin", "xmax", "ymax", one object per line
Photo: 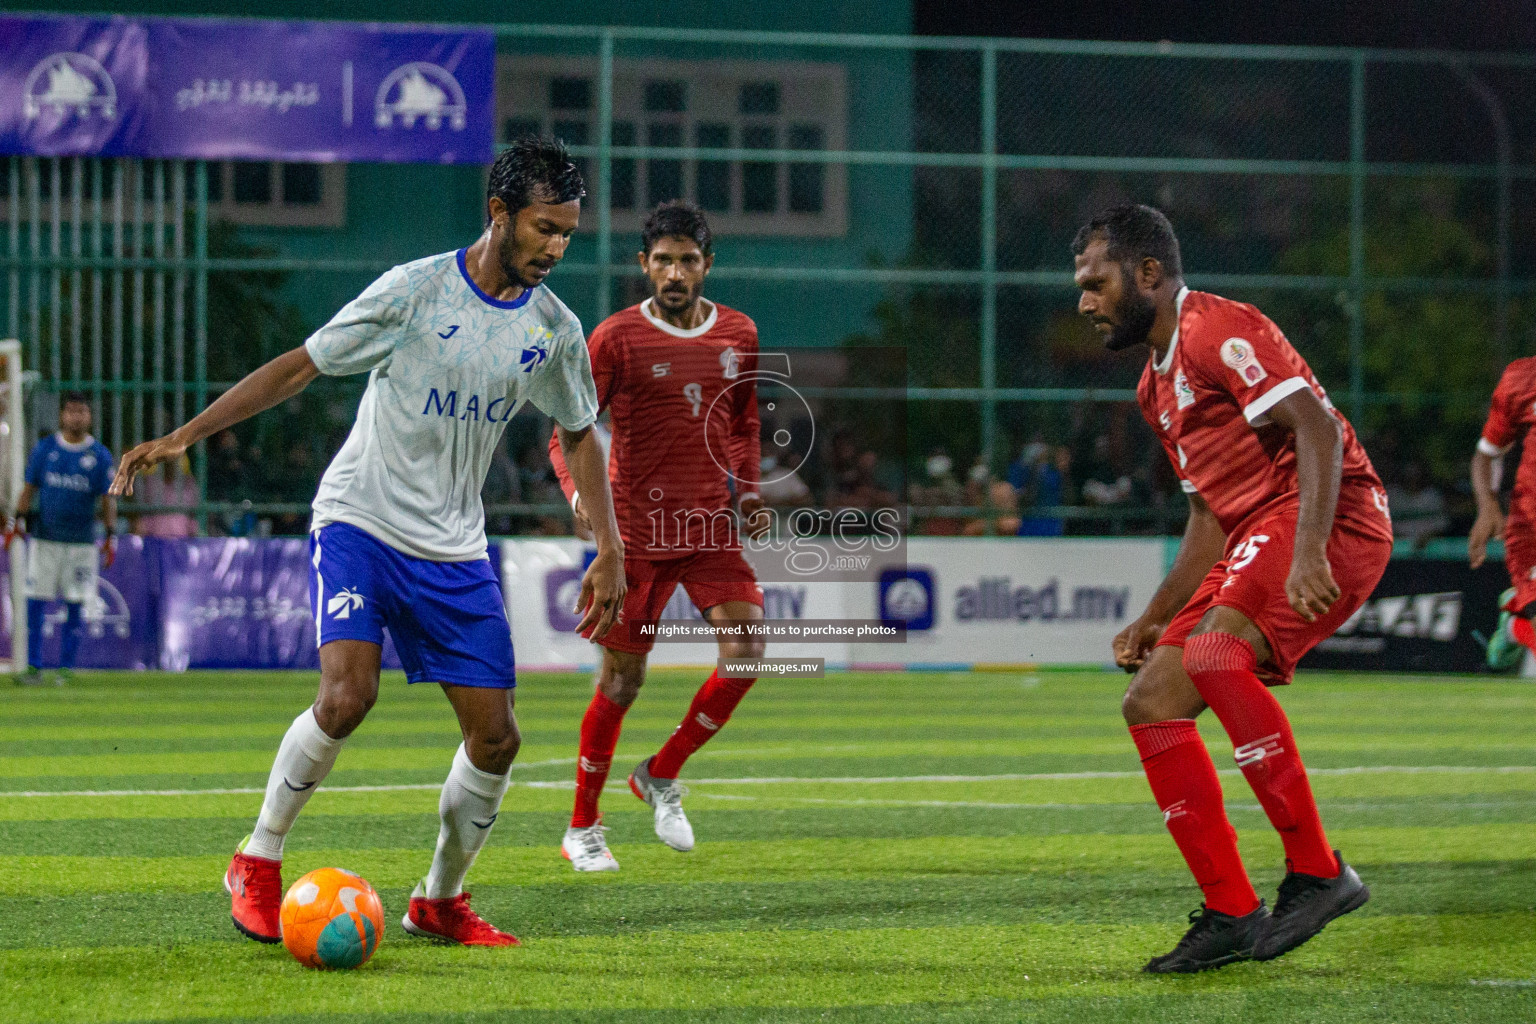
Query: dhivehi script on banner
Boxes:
[{"xmin": 0, "ymin": 14, "xmax": 493, "ymax": 163}]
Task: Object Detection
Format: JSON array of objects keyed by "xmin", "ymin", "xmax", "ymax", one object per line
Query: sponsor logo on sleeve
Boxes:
[
  {"xmin": 1174, "ymin": 371, "xmax": 1196, "ymax": 410},
  {"xmin": 1220, "ymin": 337, "xmax": 1268, "ymax": 387}
]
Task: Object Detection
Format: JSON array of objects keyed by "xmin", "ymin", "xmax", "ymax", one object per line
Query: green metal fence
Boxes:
[{"xmin": 3, "ymin": 23, "xmax": 1535, "ymax": 530}]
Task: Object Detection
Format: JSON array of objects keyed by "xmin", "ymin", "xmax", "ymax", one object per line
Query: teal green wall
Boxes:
[{"xmin": 19, "ymin": 3, "xmax": 916, "ymax": 349}]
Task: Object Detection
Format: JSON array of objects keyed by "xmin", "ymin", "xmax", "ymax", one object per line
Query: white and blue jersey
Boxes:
[
  {"xmin": 304, "ymin": 249, "xmax": 598, "ymax": 688},
  {"xmin": 306, "ymin": 248, "xmax": 598, "ymax": 562},
  {"xmin": 26, "ymin": 433, "xmax": 113, "ymax": 543}
]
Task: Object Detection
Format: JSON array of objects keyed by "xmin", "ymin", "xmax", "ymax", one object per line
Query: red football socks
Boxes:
[
  {"xmin": 571, "ymin": 691, "xmax": 628, "ymax": 828},
  {"xmin": 1184, "ymin": 632, "xmax": 1340, "ymax": 879},
  {"xmin": 1130, "ymin": 718, "xmax": 1261, "ymax": 916},
  {"xmin": 1513, "ymin": 614, "xmax": 1536, "ymax": 653},
  {"xmin": 649, "ymin": 670, "xmax": 755, "ymax": 779}
]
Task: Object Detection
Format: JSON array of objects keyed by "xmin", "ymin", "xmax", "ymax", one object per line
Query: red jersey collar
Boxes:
[
  {"xmin": 640, "ymin": 297, "xmax": 718, "ymax": 338},
  {"xmin": 1153, "ymin": 286, "xmax": 1190, "ymax": 376}
]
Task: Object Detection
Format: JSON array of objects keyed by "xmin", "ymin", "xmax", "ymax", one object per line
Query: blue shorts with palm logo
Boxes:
[{"xmin": 309, "ymin": 521, "xmax": 515, "ymax": 689}]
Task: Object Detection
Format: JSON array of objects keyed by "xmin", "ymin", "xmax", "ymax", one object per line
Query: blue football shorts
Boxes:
[{"xmin": 309, "ymin": 521, "xmax": 515, "ymax": 689}]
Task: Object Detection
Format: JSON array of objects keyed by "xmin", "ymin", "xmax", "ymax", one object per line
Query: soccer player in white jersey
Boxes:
[{"xmin": 111, "ymin": 138, "xmax": 627, "ymax": 948}]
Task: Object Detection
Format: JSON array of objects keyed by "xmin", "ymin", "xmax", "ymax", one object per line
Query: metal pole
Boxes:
[
  {"xmin": 69, "ymin": 159, "xmax": 83, "ymax": 392},
  {"xmin": 7, "ymin": 159, "xmax": 17, "ymax": 343},
  {"xmin": 49, "ymin": 158, "xmax": 61, "ymax": 390},
  {"xmin": 132, "ymin": 160, "xmax": 144, "ymax": 447},
  {"xmin": 193, "ymin": 161, "xmax": 208, "ymax": 532},
  {"xmin": 596, "ymin": 31, "xmax": 614, "ymax": 323},
  {"xmin": 111, "ymin": 159, "xmax": 124, "ymax": 454},
  {"xmin": 91, "ymin": 160, "xmax": 103, "ymax": 430},
  {"xmin": 172, "ymin": 161, "xmax": 185, "ymax": 429},
  {"xmin": 26, "ymin": 159, "xmax": 39, "ymax": 378},
  {"xmin": 152, "ymin": 160, "xmax": 165, "ymax": 438},
  {"xmin": 1348, "ymin": 54, "xmax": 1366, "ymax": 422},
  {"xmin": 980, "ymin": 45, "xmax": 999, "ymax": 472}
]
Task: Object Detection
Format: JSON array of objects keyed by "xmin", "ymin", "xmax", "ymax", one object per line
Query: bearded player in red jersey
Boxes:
[
  {"xmin": 549, "ymin": 201, "xmax": 767, "ymax": 871},
  {"xmin": 1470, "ymin": 357, "xmax": 1536, "ymax": 667},
  {"xmin": 1074, "ymin": 205, "xmax": 1394, "ymax": 973}
]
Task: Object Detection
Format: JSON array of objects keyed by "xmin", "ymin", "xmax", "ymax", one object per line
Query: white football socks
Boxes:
[
  {"xmin": 423, "ymin": 743, "xmax": 511, "ymax": 899},
  {"xmin": 244, "ymin": 706, "xmax": 345, "ymax": 861}
]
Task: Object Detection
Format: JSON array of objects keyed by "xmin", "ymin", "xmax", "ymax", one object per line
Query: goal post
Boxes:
[{"xmin": 0, "ymin": 340, "xmax": 26, "ymax": 674}]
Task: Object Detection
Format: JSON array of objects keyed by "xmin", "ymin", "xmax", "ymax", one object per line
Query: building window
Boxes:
[
  {"xmin": 495, "ymin": 57, "xmax": 847, "ymax": 237},
  {"xmin": 0, "ymin": 157, "xmax": 345, "ymax": 228},
  {"xmin": 216, "ymin": 161, "xmax": 346, "ymax": 226}
]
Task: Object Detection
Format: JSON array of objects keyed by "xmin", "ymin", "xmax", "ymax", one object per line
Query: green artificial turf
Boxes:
[{"xmin": 1, "ymin": 669, "xmax": 1532, "ymax": 1023}]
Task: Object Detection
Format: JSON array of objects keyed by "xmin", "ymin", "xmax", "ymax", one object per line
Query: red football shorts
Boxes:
[
  {"xmin": 1501, "ymin": 518, "xmax": 1536, "ymax": 615},
  {"xmin": 1157, "ymin": 494, "xmax": 1393, "ymax": 684},
  {"xmin": 592, "ymin": 548, "xmax": 763, "ymax": 656}
]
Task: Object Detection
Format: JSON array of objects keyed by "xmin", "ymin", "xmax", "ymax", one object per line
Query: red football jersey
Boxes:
[
  {"xmin": 1138, "ymin": 289, "xmax": 1387, "ymax": 538},
  {"xmin": 1479, "ymin": 356, "xmax": 1536, "ymax": 531},
  {"xmin": 549, "ymin": 298, "xmax": 761, "ymax": 560}
]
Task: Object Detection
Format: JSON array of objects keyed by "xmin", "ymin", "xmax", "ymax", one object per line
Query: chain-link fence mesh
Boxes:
[{"xmin": 2, "ymin": 26, "xmax": 1533, "ymax": 537}]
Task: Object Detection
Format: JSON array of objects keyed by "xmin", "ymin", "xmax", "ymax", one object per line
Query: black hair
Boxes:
[
  {"xmin": 1071, "ymin": 203, "xmax": 1183, "ymax": 280},
  {"xmin": 486, "ymin": 135, "xmax": 586, "ymax": 218},
  {"xmin": 61, "ymin": 390, "xmax": 90, "ymax": 408},
  {"xmin": 641, "ymin": 199, "xmax": 713, "ymax": 256}
]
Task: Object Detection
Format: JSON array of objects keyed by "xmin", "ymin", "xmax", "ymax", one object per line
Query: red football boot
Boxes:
[
  {"xmin": 401, "ymin": 882, "xmax": 520, "ymax": 947},
  {"xmin": 223, "ymin": 837, "xmax": 282, "ymax": 943}
]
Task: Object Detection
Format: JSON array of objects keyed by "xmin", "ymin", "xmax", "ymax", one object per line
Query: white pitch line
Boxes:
[{"xmin": 0, "ymin": 764, "xmax": 1532, "ymax": 799}]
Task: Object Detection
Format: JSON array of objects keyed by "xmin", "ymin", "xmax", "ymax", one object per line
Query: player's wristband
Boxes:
[{"xmin": 738, "ymin": 492, "xmax": 761, "ymax": 506}]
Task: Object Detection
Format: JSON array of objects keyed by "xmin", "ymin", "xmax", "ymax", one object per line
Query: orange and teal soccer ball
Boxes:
[{"xmin": 279, "ymin": 867, "xmax": 385, "ymax": 969}]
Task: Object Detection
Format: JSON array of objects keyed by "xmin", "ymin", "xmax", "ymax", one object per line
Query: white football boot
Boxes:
[
  {"xmin": 628, "ymin": 756, "xmax": 695, "ymax": 852},
  {"xmin": 561, "ymin": 823, "xmax": 620, "ymax": 872}
]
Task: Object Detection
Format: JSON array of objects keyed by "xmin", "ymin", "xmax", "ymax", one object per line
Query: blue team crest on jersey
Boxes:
[{"xmin": 520, "ymin": 327, "xmax": 553, "ymax": 372}]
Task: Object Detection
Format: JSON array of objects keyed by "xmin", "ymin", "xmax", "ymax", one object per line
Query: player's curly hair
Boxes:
[
  {"xmin": 1072, "ymin": 203, "xmax": 1183, "ymax": 280},
  {"xmin": 487, "ymin": 135, "xmax": 586, "ymax": 218},
  {"xmin": 642, "ymin": 199, "xmax": 713, "ymax": 256}
]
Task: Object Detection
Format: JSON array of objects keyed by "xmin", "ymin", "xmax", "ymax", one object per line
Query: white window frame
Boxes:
[
  {"xmin": 496, "ymin": 56, "xmax": 848, "ymax": 238},
  {"xmin": 209, "ymin": 161, "xmax": 347, "ymax": 228},
  {"xmin": 0, "ymin": 158, "xmax": 346, "ymax": 229}
]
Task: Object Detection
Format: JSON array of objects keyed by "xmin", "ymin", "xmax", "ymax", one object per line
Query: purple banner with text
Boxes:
[
  {"xmin": 0, "ymin": 537, "xmax": 502, "ymax": 671},
  {"xmin": 0, "ymin": 15, "xmax": 494, "ymax": 163}
]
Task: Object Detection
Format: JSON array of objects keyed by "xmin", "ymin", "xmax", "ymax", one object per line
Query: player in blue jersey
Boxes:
[
  {"xmin": 8, "ymin": 392, "xmax": 116, "ymax": 686},
  {"xmin": 110, "ymin": 138, "xmax": 627, "ymax": 949}
]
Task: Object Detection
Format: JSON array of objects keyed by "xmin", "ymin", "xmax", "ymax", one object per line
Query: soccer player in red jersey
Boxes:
[
  {"xmin": 548, "ymin": 201, "xmax": 767, "ymax": 871},
  {"xmin": 1470, "ymin": 357, "xmax": 1536, "ymax": 666},
  {"xmin": 1073, "ymin": 205, "xmax": 1394, "ymax": 972}
]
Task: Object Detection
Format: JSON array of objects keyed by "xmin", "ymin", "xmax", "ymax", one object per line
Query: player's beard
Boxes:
[
  {"xmin": 654, "ymin": 280, "xmax": 700, "ymax": 315},
  {"xmin": 1103, "ymin": 287, "xmax": 1157, "ymax": 352},
  {"xmin": 499, "ymin": 229, "xmax": 552, "ymax": 290}
]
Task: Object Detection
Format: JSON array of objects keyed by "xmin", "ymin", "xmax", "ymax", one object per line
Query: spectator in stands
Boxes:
[
  {"xmin": 833, "ymin": 449, "xmax": 898, "ymax": 510},
  {"xmin": 1017, "ymin": 445, "xmax": 1072, "ymax": 536},
  {"xmin": 208, "ymin": 429, "xmax": 260, "ymax": 536},
  {"xmin": 758, "ymin": 453, "xmax": 812, "ymax": 508},
  {"xmin": 516, "ymin": 440, "xmax": 568, "ymax": 536},
  {"xmin": 273, "ymin": 440, "xmax": 319, "ymax": 535},
  {"xmin": 131, "ymin": 455, "xmax": 199, "ymax": 538},
  {"xmin": 1080, "ymin": 433, "xmax": 1135, "ymax": 507},
  {"xmin": 964, "ymin": 479, "xmax": 1022, "ymax": 536},
  {"xmin": 1006, "ymin": 436, "xmax": 1051, "ymax": 493},
  {"xmin": 1387, "ymin": 461, "xmax": 1448, "ymax": 550},
  {"xmin": 913, "ymin": 446, "xmax": 965, "ymax": 535},
  {"xmin": 481, "ymin": 442, "xmax": 521, "ymax": 536}
]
